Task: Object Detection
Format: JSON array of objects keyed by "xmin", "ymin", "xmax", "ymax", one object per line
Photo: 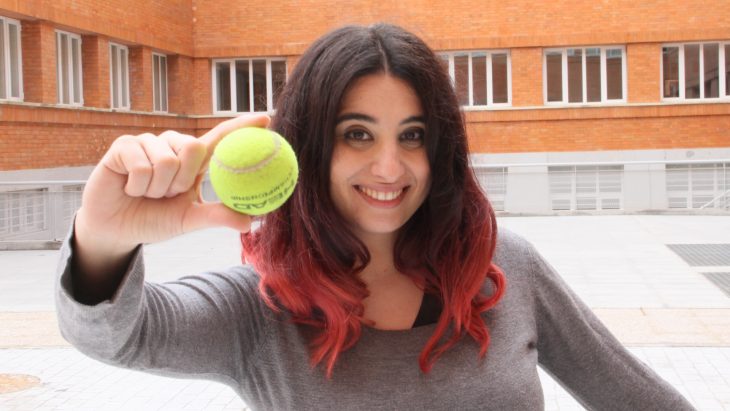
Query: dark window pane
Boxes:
[
  {"xmin": 252, "ymin": 59, "xmax": 267, "ymax": 112},
  {"xmin": 72, "ymin": 38, "xmax": 81, "ymax": 104},
  {"xmin": 684, "ymin": 44, "xmax": 700, "ymax": 99},
  {"xmin": 568, "ymin": 49, "xmax": 583, "ymax": 103},
  {"xmin": 160, "ymin": 56, "xmax": 167, "ymax": 111},
  {"xmin": 9, "ymin": 23, "xmax": 20, "ymax": 98},
  {"xmin": 471, "ymin": 53, "xmax": 487, "ymax": 105},
  {"xmin": 492, "ymin": 53, "xmax": 508, "ymax": 103},
  {"xmin": 703, "ymin": 43, "xmax": 719, "ymax": 98},
  {"xmin": 546, "ymin": 51, "xmax": 562, "ymax": 102},
  {"xmin": 153, "ymin": 56, "xmax": 160, "ymax": 110},
  {"xmin": 235, "ymin": 60, "xmax": 249, "ymax": 112},
  {"xmin": 271, "ymin": 61, "xmax": 286, "ymax": 108},
  {"xmin": 0, "ymin": 21, "xmax": 6, "ymax": 98},
  {"xmin": 726, "ymin": 45, "xmax": 730, "ymax": 97},
  {"xmin": 216, "ymin": 62, "xmax": 231, "ymax": 111},
  {"xmin": 606, "ymin": 49, "xmax": 623, "ymax": 100},
  {"xmin": 663, "ymin": 47, "xmax": 679, "ymax": 98},
  {"xmin": 454, "ymin": 54, "xmax": 469, "ymax": 106},
  {"xmin": 586, "ymin": 48, "xmax": 601, "ymax": 102},
  {"xmin": 61, "ymin": 34, "xmax": 69, "ymax": 103}
]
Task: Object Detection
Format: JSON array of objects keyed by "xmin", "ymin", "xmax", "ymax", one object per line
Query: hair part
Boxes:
[{"xmin": 242, "ymin": 23, "xmax": 506, "ymax": 377}]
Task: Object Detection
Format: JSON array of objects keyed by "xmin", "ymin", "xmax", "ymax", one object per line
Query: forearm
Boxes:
[{"xmin": 71, "ymin": 212, "xmax": 138, "ymax": 305}]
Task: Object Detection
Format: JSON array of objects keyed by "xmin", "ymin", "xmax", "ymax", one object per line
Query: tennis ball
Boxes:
[{"xmin": 209, "ymin": 127, "xmax": 298, "ymax": 215}]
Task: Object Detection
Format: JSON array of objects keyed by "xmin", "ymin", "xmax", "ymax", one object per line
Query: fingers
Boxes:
[
  {"xmin": 103, "ymin": 132, "xmax": 203, "ymax": 199},
  {"xmin": 98, "ymin": 113, "xmax": 270, "ymax": 202}
]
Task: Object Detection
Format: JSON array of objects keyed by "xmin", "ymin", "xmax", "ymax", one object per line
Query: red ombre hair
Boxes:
[{"xmin": 241, "ymin": 23, "xmax": 506, "ymax": 377}]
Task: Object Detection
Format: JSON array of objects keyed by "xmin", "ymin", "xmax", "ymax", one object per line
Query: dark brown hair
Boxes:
[{"xmin": 242, "ymin": 23, "xmax": 505, "ymax": 377}]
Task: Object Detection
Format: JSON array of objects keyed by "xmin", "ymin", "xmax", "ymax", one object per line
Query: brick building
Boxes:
[{"xmin": 0, "ymin": 1, "xmax": 729, "ymax": 242}]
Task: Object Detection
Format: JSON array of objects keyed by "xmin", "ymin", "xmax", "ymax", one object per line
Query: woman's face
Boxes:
[{"xmin": 330, "ymin": 74, "xmax": 431, "ymax": 242}]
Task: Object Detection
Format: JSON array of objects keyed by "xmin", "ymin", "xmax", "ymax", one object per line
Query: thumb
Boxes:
[{"xmin": 183, "ymin": 202, "xmax": 253, "ymax": 233}]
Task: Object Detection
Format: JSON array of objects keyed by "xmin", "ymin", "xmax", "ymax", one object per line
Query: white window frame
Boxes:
[
  {"xmin": 211, "ymin": 58, "xmax": 286, "ymax": 115},
  {"xmin": 55, "ymin": 30, "xmax": 83, "ymax": 106},
  {"xmin": 440, "ymin": 50, "xmax": 512, "ymax": 109},
  {"xmin": 0, "ymin": 16, "xmax": 23, "ymax": 101},
  {"xmin": 109, "ymin": 42, "xmax": 130, "ymax": 110},
  {"xmin": 543, "ymin": 46, "xmax": 627, "ymax": 105},
  {"xmin": 660, "ymin": 41, "xmax": 729, "ymax": 102},
  {"xmin": 152, "ymin": 53, "xmax": 168, "ymax": 112}
]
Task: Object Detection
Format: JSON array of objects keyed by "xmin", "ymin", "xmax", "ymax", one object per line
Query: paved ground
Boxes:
[{"xmin": 1, "ymin": 215, "xmax": 729, "ymax": 410}]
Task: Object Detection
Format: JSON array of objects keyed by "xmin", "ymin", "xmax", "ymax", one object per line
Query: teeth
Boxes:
[{"xmin": 360, "ymin": 187, "xmax": 403, "ymax": 201}]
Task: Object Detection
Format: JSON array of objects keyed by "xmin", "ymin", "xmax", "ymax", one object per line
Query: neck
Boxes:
[{"xmin": 356, "ymin": 231, "xmax": 399, "ymax": 286}]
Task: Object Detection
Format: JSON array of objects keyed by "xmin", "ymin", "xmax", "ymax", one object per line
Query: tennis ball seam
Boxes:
[{"xmin": 211, "ymin": 131, "xmax": 282, "ymax": 174}]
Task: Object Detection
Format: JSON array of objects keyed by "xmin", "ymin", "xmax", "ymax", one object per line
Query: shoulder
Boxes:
[{"xmin": 493, "ymin": 227, "xmax": 538, "ymax": 274}]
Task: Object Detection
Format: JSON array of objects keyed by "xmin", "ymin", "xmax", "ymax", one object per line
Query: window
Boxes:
[
  {"xmin": 666, "ymin": 163, "xmax": 729, "ymax": 209},
  {"xmin": 662, "ymin": 42, "xmax": 729, "ymax": 100},
  {"xmin": 0, "ymin": 189, "xmax": 47, "ymax": 235},
  {"xmin": 109, "ymin": 43, "xmax": 129, "ymax": 109},
  {"xmin": 153, "ymin": 53, "xmax": 168, "ymax": 112},
  {"xmin": 0, "ymin": 16, "xmax": 22, "ymax": 101},
  {"xmin": 212, "ymin": 58, "xmax": 286, "ymax": 113},
  {"xmin": 473, "ymin": 166, "xmax": 507, "ymax": 211},
  {"xmin": 56, "ymin": 31, "xmax": 83, "ymax": 105},
  {"xmin": 549, "ymin": 165, "xmax": 623, "ymax": 211},
  {"xmin": 440, "ymin": 51, "xmax": 511, "ymax": 107},
  {"xmin": 544, "ymin": 47, "xmax": 626, "ymax": 104}
]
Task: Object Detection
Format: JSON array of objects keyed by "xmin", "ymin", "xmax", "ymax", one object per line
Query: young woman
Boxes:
[{"xmin": 57, "ymin": 24, "xmax": 695, "ymax": 410}]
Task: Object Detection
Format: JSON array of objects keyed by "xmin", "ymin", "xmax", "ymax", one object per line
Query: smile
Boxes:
[{"xmin": 357, "ymin": 186, "xmax": 405, "ymax": 202}]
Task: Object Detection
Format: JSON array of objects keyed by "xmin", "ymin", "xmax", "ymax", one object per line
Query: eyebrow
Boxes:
[{"xmin": 335, "ymin": 113, "xmax": 425, "ymax": 126}]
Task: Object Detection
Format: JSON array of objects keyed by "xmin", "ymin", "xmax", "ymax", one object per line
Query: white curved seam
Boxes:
[{"xmin": 212, "ymin": 133, "xmax": 282, "ymax": 174}]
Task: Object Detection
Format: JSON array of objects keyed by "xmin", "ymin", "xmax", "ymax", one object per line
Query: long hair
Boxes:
[{"xmin": 241, "ymin": 23, "xmax": 506, "ymax": 377}]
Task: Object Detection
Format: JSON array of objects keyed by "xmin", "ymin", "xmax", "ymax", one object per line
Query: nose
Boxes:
[{"xmin": 370, "ymin": 140, "xmax": 405, "ymax": 182}]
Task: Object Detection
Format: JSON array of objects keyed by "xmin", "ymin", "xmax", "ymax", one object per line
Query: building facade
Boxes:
[{"xmin": 1, "ymin": 1, "xmax": 729, "ymax": 242}]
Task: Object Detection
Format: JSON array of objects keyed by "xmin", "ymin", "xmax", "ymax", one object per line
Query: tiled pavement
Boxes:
[{"xmin": 1, "ymin": 215, "xmax": 729, "ymax": 410}]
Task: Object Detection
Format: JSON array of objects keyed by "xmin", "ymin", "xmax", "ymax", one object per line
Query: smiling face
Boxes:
[{"xmin": 330, "ymin": 73, "xmax": 431, "ymax": 244}]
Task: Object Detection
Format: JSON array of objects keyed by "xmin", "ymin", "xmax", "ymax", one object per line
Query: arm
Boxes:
[
  {"xmin": 527, "ymin": 244, "xmax": 696, "ymax": 411},
  {"xmin": 56, "ymin": 226, "xmax": 270, "ymax": 385}
]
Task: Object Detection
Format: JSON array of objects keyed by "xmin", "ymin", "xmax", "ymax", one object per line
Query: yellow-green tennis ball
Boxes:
[{"xmin": 209, "ymin": 127, "xmax": 298, "ymax": 215}]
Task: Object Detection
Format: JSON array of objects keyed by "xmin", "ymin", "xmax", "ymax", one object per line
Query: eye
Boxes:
[
  {"xmin": 344, "ymin": 129, "xmax": 372, "ymax": 142},
  {"xmin": 400, "ymin": 128, "xmax": 425, "ymax": 148}
]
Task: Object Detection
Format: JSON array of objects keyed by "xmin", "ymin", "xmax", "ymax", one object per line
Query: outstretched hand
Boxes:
[{"xmin": 73, "ymin": 114, "xmax": 270, "ymax": 279}]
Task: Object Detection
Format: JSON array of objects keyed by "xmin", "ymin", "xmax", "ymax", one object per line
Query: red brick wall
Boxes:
[
  {"xmin": 20, "ymin": 21, "xmax": 56, "ymax": 104},
  {"xmin": 81, "ymin": 35, "xmax": 110, "ymax": 108},
  {"xmin": 0, "ymin": 0, "xmax": 193, "ymax": 55},
  {"xmin": 129, "ymin": 46, "xmax": 152, "ymax": 112},
  {"xmin": 0, "ymin": 105, "xmax": 195, "ymax": 170},
  {"xmin": 1, "ymin": 1, "xmax": 729, "ymax": 172}
]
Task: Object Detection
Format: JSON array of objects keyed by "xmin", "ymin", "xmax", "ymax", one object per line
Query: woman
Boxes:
[{"xmin": 57, "ymin": 24, "xmax": 694, "ymax": 410}]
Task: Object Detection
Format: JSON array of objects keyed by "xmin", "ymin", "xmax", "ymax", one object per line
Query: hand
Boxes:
[{"xmin": 74, "ymin": 114, "xmax": 270, "ymax": 257}]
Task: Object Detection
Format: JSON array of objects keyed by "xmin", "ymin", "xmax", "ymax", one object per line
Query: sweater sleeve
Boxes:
[
  {"xmin": 54, "ymin": 228, "xmax": 271, "ymax": 386},
  {"xmin": 526, "ymin": 242, "xmax": 696, "ymax": 411}
]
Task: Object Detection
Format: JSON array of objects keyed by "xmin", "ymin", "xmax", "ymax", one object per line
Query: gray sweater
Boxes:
[{"xmin": 55, "ymin": 229, "xmax": 695, "ymax": 411}]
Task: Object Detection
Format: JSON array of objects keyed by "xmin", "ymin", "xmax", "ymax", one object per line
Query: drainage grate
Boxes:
[
  {"xmin": 701, "ymin": 273, "xmax": 730, "ymax": 298},
  {"xmin": 666, "ymin": 244, "xmax": 730, "ymax": 266}
]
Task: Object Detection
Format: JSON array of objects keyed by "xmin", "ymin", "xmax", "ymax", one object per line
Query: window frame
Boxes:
[
  {"xmin": 0, "ymin": 16, "xmax": 23, "ymax": 101},
  {"xmin": 440, "ymin": 50, "xmax": 512, "ymax": 109},
  {"xmin": 152, "ymin": 52, "xmax": 168, "ymax": 112},
  {"xmin": 660, "ymin": 41, "xmax": 729, "ymax": 102},
  {"xmin": 55, "ymin": 30, "xmax": 83, "ymax": 106},
  {"xmin": 109, "ymin": 42, "xmax": 130, "ymax": 110},
  {"xmin": 211, "ymin": 57, "xmax": 287, "ymax": 115},
  {"xmin": 543, "ymin": 46, "xmax": 627, "ymax": 106}
]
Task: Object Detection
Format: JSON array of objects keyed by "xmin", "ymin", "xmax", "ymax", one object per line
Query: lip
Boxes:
[{"xmin": 355, "ymin": 185, "xmax": 409, "ymax": 208}]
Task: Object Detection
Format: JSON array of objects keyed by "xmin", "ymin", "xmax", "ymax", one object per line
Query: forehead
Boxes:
[{"xmin": 338, "ymin": 74, "xmax": 423, "ymax": 116}]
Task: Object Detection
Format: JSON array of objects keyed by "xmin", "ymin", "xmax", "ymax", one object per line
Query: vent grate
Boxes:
[{"xmin": 666, "ymin": 244, "xmax": 730, "ymax": 266}]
